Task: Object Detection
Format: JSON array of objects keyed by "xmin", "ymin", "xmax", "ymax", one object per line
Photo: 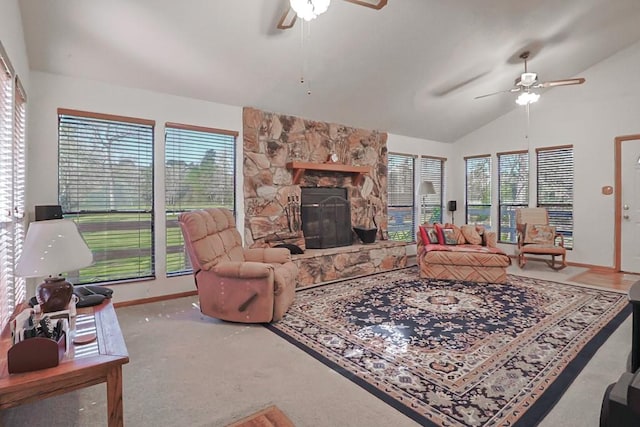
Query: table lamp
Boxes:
[{"xmin": 16, "ymin": 219, "xmax": 93, "ymax": 313}]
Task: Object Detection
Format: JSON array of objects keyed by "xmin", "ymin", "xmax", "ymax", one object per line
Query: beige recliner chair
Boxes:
[{"xmin": 179, "ymin": 208, "xmax": 297, "ymax": 323}]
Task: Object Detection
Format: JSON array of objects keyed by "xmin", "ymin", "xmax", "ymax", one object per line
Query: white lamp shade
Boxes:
[
  {"xmin": 16, "ymin": 219, "xmax": 94, "ymax": 278},
  {"xmin": 419, "ymin": 181, "xmax": 436, "ymax": 195}
]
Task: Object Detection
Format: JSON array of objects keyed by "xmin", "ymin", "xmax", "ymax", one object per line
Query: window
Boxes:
[
  {"xmin": 387, "ymin": 153, "xmax": 415, "ymax": 242},
  {"xmin": 165, "ymin": 123, "xmax": 237, "ymax": 275},
  {"xmin": 465, "ymin": 155, "xmax": 491, "ymax": 229},
  {"xmin": 58, "ymin": 109, "xmax": 155, "ymax": 284},
  {"xmin": 537, "ymin": 145, "xmax": 574, "ymax": 248},
  {"xmin": 0, "ymin": 43, "xmax": 26, "ymax": 329},
  {"xmin": 419, "ymin": 156, "xmax": 444, "ymax": 224},
  {"xmin": 498, "ymin": 151, "xmax": 528, "ymax": 243}
]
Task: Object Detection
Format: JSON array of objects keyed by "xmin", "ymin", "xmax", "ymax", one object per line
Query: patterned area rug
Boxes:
[{"xmin": 266, "ymin": 267, "xmax": 630, "ymax": 427}]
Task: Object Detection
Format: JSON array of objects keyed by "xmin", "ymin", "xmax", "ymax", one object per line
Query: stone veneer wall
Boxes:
[{"xmin": 243, "ymin": 107, "xmax": 388, "ymax": 248}]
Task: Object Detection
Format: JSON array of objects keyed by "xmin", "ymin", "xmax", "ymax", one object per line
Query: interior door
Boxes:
[{"xmin": 621, "ymin": 140, "xmax": 640, "ymax": 272}]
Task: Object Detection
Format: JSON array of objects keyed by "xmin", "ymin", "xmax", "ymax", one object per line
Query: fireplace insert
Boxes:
[{"xmin": 301, "ymin": 187, "xmax": 352, "ymax": 249}]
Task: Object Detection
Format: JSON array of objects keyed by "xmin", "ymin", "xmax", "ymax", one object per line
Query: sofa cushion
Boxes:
[
  {"xmin": 418, "ymin": 223, "xmax": 440, "ymax": 245},
  {"xmin": 484, "ymin": 231, "xmax": 497, "ymax": 247},
  {"xmin": 419, "ymin": 225, "xmax": 429, "ymax": 244},
  {"xmin": 442, "ymin": 228, "xmax": 458, "ymax": 245},
  {"xmin": 423, "ymin": 245, "xmax": 511, "ymax": 267},
  {"xmin": 461, "ymin": 225, "xmax": 482, "ymax": 245},
  {"xmin": 419, "ymin": 225, "xmax": 439, "ymax": 244},
  {"xmin": 434, "ymin": 224, "xmax": 446, "ymax": 245},
  {"xmin": 444, "ymin": 223, "xmax": 466, "ymax": 244},
  {"xmin": 524, "ymin": 224, "xmax": 555, "ymax": 244}
]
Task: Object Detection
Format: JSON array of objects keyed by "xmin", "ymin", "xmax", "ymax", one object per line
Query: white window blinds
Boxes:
[
  {"xmin": 58, "ymin": 109, "xmax": 155, "ymax": 283},
  {"xmin": 165, "ymin": 123, "xmax": 237, "ymax": 275},
  {"xmin": 537, "ymin": 146, "xmax": 574, "ymax": 248},
  {"xmin": 0, "ymin": 44, "xmax": 26, "ymax": 329},
  {"xmin": 465, "ymin": 155, "xmax": 492, "ymax": 229},
  {"xmin": 419, "ymin": 157, "xmax": 444, "ymax": 224},
  {"xmin": 498, "ymin": 151, "xmax": 529, "ymax": 243},
  {"xmin": 387, "ymin": 153, "xmax": 415, "ymax": 242}
]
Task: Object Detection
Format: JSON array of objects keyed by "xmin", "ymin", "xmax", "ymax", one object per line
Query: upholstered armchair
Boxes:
[
  {"xmin": 515, "ymin": 207, "xmax": 567, "ymax": 270},
  {"xmin": 179, "ymin": 208, "xmax": 297, "ymax": 323}
]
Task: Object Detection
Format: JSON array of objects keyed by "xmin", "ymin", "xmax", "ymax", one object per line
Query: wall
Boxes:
[
  {"xmin": 0, "ymin": 0, "xmax": 30, "ymax": 90},
  {"xmin": 26, "ymin": 71, "xmax": 243, "ymax": 303},
  {"xmin": 453, "ymin": 40, "xmax": 640, "ymax": 267}
]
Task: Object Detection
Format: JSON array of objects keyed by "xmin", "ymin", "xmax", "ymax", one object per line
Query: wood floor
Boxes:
[{"xmin": 569, "ymin": 269, "xmax": 640, "ymax": 292}]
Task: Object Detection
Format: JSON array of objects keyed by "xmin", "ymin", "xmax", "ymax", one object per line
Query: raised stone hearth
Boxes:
[{"xmin": 292, "ymin": 241, "xmax": 407, "ymax": 287}]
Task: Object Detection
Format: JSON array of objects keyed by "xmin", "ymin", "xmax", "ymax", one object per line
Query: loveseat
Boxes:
[{"xmin": 416, "ymin": 223, "xmax": 511, "ymax": 283}]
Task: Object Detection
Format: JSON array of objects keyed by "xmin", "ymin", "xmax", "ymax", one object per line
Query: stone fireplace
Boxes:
[{"xmin": 242, "ymin": 107, "xmax": 406, "ymax": 286}]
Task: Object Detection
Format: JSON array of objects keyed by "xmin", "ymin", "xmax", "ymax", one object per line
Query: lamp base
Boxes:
[{"xmin": 37, "ymin": 277, "xmax": 73, "ymax": 313}]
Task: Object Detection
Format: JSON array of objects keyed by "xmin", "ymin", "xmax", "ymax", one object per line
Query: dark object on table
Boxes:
[
  {"xmin": 274, "ymin": 243, "xmax": 304, "ymax": 254},
  {"xmin": 353, "ymin": 226, "xmax": 377, "ymax": 244},
  {"xmin": 8, "ymin": 333, "xmax": 66, "ymax": 373},
  {"xmin": 599, "ymin": 280, "xmax": 640, "ymax": 426},
  {"xmin": 73, "ymin": 285, "xmax": 114, "ymax": 307},
  {"xmin": 34, "ymin": 205, "xmax": 63, "ymax": 221},
  {"xmin": 37, "ymin": 277, "xmax": 74, "ymax": 313},
  {"xmin": 8, "ymin": 315, "xmax": 67, "ymax": 374},
  {"xmin": 75, "ymin": 285, "xmax": 113, "ymax": 298}
]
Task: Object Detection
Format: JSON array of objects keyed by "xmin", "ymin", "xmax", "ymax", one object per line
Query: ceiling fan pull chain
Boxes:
[
  {"xmin": 299, "ymin": 20, "xmax": 305, "ymax": 85},
  {"xmin": 299, "ymin": 20, "xmax": 312, "ymax": 95},
  {"xmin": 525, "ymin": 103, "xmax": 531, "ymax": 142}
]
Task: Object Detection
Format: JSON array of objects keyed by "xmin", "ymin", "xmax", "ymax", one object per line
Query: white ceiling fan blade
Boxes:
[
  {"xmin": 277, "ymin": 7, "xmax": 297, "ymax": 30},
  {"xmin": 536, "ymin": 77, "xmax": 586, "ymax": 88},
  {"xmin": 474, "ymin": 87, "xmax": 521, "ymax": 100},
  {"xmin": 343, "ymin": 0, "xmax": 388, "ymax": 9}
]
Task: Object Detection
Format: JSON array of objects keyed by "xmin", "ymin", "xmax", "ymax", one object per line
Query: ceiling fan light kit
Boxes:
[
  {"xmin": 516, "ymin": 91, "xmax": 540, "ymax": 106},
  {"xmin": 290, "ymin": 0, "xmax": 331, "ymax": 21}
]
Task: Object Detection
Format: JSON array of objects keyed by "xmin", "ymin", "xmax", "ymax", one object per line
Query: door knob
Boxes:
[
  {"xmin": 624, "ymin": 214, "xmax": 630, "ymax": 219},
  {"xmin": 624, "ymin": 204, "xmax": 630, "ymax": 210}
]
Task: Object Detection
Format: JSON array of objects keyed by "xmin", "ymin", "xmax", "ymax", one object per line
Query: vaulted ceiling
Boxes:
[{"xmin": 18, "ymin": 0, "xmax": 640, "ymax": 142}]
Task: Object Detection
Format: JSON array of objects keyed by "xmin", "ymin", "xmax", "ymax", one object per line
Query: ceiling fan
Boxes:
[
  {"xmin": 475, "ymin": 51, "xmax": 586, "ymax": 105},
  {"xmin": 277, "ymin": 0, "xmax": 387, "ymax": 30}
]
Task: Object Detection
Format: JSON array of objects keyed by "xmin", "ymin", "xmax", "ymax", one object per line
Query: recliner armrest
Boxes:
[
  {"xmin": 244, "ymin": 247, "xmax": 292, "ymax": 264},
  {"xmin": 213, "ymin": 261, "xmax": 274, "ymax": 279}
]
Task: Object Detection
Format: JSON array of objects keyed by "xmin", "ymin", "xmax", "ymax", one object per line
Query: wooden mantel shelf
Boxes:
[{"xmin": 286, "ymin": 161, "xmax": 371, "ymax": 185}]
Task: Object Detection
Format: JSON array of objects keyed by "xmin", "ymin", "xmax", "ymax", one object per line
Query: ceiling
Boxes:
[{"xmin": 18, "ymin": 0, "xmax": 640, "ymax": 142}]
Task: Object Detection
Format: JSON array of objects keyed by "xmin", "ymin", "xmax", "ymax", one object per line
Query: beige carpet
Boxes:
[{"xmin": 226, "ymin": 405, "xmax": 294, "ymax": 427}]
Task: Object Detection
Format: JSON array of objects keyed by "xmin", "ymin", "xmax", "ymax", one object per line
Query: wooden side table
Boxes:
[{"xmin": 0, "ymin": 300, "xmax": 129, "ymax": 426}]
